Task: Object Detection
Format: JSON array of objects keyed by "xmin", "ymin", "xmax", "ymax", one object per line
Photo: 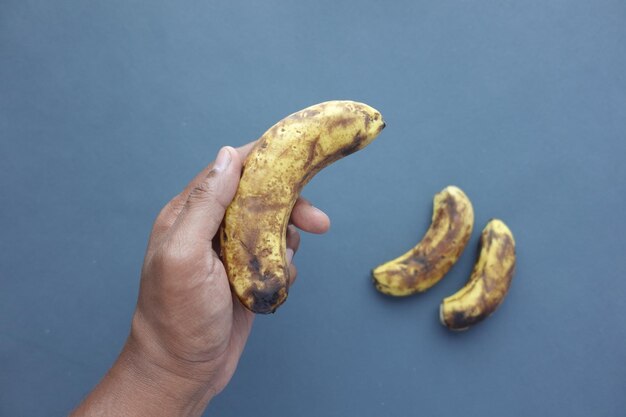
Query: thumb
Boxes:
[{"xmin": 173, "ymin": 146, "xmax": 242, "ymax": 244}]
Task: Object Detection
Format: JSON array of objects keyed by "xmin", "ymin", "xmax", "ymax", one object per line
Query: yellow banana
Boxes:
[
  {"xmin": 372, "ymin": 186, "xmax": 474, "ymax": 296},
  {"xmin": 222, "ymin": 100, "xmax": 385, "ymax": 314},
  {"xmin": 440, "ymin": 219, "xmax": 516, "ymax": 331}
]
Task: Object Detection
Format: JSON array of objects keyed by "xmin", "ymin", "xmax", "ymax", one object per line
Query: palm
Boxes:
[
  {"xmin": 208, "ymin": 291, "xmax": 255, "ymax": 394},
  {"xmin": 196, "ymin": 256, "xmax": 255, "ymax": 394}
]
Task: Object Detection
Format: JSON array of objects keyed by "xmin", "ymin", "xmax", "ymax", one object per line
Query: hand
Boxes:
[
  {"xmin": 71, "ymin": 142, "xmax": 330, "ymax": 417},
  {"xmin": 131, "ymin": 141, "xmax": 330, "ymax": 391}
]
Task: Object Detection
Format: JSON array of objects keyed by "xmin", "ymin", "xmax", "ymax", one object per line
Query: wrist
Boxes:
[
  {"xmin": 112, "ymin": 335, "xmax": 215, "ymax": 417},
  {"xmin": 70, "ymin": 334, "xmax": 215, "ymax": 417}
]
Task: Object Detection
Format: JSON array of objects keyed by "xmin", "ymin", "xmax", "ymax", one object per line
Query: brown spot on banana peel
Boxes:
[
  {"xmin": 439, "ymin": 219, "xmax": 516, "ymax": 331},
  {"xmin": 222, "ymin": 100, "xmax": 385, "ymax": 314},
  {"xmin": 372, "ymin": 186, "xmax": 475, "ymax": 296}
]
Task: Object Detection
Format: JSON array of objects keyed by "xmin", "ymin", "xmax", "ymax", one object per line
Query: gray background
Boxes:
[{"xmin": 1, "ymin": 1, "xmax": 625, "ymax": 416}]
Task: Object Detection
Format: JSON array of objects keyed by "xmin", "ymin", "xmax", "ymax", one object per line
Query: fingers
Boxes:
[
  {"xmin": 286, "ymin": 224, "xmax": 299, "ymax": 269},
  {"xmin": 152, "ymin": 140, "xmax": 329, "ymax": 243},
  {"xmin": 151, "ymin": 139, "xmax": 259, "ymax": 242},
  {"xmin": 286, "ymin": 225, "xmax": 301, "ymax": 257},
  {"xmin": 290, "ymin": 198, "xmax": 331, "ymax": 234},
  {"xmin": 288, "ymin": 263, "xmax": 297, "ymax": 285},
  {"xmin": 235, "ymin": 140, "xmax": 258, "ymax": 161},
  {"xmin": 285, "ymin": 225, "xmax": 301, "ymax": 285},
  {"xmin": 150, "ymin": 165, "xmax": 219, "ymax": 242},
  {"xmin": 149, "ymin": 137, "xmax": 329, "ymax": 276},
  {"xmin": 170, "ymin": 147, "xmax": 242, "ymax": 245}
]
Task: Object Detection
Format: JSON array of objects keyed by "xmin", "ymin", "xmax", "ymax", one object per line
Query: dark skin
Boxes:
[{"xmin": 70, "ymin": 141, "xmax": 330, "ymax": 417}]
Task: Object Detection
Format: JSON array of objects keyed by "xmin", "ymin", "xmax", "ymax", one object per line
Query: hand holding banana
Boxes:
[
  {"xmin": 72, "ymin": 100, "xmax": 517, "ymax": 417},
  {"xmin": 71, "ymin": 140, "xmax": 333, "ymax": 417}
]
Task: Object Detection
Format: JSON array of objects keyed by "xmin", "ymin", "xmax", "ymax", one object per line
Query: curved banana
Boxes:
[
  {"xmin": 372, "ymin": 186, "xmax": 474, "ymax": 296},
  {"xmin": 221, "ymin": 101, "xmax": 385, "ymax": 314},
  {"xmin": 440, "ymin": 219, "xmax": 516, "ymax": 331}
]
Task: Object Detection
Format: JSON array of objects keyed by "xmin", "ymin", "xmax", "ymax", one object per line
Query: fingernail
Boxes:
[
  {"xmin": 311, "ymin": 205, "xmax": 325, "ymax": 216},
  {"xmin": 286, "ymin": 248, "xmax": 294, "ymax": 264},
  {"xmin": 213, "ymin": 147, "xmax": 232, "ymax": 172}
]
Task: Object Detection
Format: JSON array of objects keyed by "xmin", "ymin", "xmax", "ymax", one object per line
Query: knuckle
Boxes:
[
  {"xmin": 152, "ymin": 193, "xmax": 186, "ymax": 233},
  {"xmin": 188, "ymin": 175, "xmax": 217, "ymax": 204},
  {"xmin": 166, "ymin": 197, "xmax": 188, "ymax": 218}
]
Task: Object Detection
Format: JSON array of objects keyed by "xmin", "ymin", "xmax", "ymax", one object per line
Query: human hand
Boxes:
[
  {"xmin": 130, "ymin": 140, "xmax": 331, "ymax": 391},
  {"xmin": 71, "ymin": 142, "xmax": 330, "ymax": 417}
]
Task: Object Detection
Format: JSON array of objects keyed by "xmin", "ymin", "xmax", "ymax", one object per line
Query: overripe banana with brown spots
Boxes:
[
  {"xmin": 221, "ymin": 101, "xmax": 385, "ymax": 314},
  {"xmin": 440, "ymin": 219, "xmax": 516, "ymax": 330},
  {"xmin": 372, "ymin": 186, "xmax": 474, "ymax": 296}
]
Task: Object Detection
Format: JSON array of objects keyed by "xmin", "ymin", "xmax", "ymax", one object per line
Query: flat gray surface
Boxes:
[{"xmin": 1, "ymin": 1, "xmax": 625, "ymax": 416}]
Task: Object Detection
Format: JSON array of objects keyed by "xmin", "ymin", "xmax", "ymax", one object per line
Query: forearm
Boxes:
[{"xmin": 70, "ymin": 337, "xmax": 214, "ymax": 417}]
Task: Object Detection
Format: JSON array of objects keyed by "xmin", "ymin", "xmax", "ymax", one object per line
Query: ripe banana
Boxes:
[
  {"xmin": 372, "ymin": 186, "xmax": 474, "ymax": 296},
  {"xmin": 440, "ymin": 219, "xmax": 516, "ymax": 331},
  {"xmin": 222, "ymin": 100, "xmax": 385, "ymax": 314}
]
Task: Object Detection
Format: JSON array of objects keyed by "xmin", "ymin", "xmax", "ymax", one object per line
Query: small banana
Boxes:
[
  {"xmin": 440, "ymin": 219, "xmax": 516, "ymax": 331},
  {"xmin": 372, "ymin": 186, "xmax": 474, "ymax": 296},
  {"xmin": 222, "ymin": 100, "xmax": 385, "ymax": 314}
]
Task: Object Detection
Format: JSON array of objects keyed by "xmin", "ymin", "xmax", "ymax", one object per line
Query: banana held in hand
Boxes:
[
  {"xmin": 222, "ymin": 100, "xmax": 385, "ymax": 314},
  {"xmin": 372, "ymin": 186, "xmax": 474, "ymax": 296},
  {"xmin": 440, "ymin": 219, "xmax": 516, "ymax": 331}
]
